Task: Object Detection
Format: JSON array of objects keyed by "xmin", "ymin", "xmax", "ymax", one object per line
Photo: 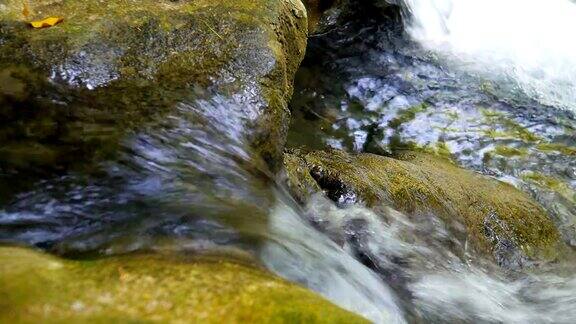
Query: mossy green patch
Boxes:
[
  {"xmin": 536, "ymin": 143, "xmax": 576, "ymax": 156},
  {"xmin": 388, "ymin": 103, "xmax": 429, "ymax": 129},
  {"xmin": 481, "ymin": 109, "xmax": 540, "ymax": 143},
  {"xmin": 284, "ymin": 149, "xmax": 564, "ymax": 264},
  {"xmin": 433, "ymin": 141, "xmax": 453, "ymax": 158},
  {"xmin": 522, "ymin": 172, "xmax": 576, "ymax": 204},
  {"xmin": 386, "ymin": 136, "xmax": 453, "ymax": 161},
  {"xmin": 480, "ymin": 108, "xmax": 506, "ymax": 118},
  {"xmin": 0, "ymin": 246, "xmax": 367, "ymax": 323},
  {"xmin": 493, "ymin": 145, "xmax": 528, "ymax": 157}
]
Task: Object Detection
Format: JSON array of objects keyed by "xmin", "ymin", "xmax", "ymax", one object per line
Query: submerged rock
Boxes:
[
  {"xmin": 0, "ymin": 0, "xmax": 308, "ymax": 181},
  {"xmin": 0, "ymin": 246, "xmax": 367, "ymax": 323},
  {"xmin": 284, "ymin": 149, "xmax": 565, "ymax": 266},
  {"xmin": 301, "ymin": 0, "xmax": 336, "ymax": 32}
]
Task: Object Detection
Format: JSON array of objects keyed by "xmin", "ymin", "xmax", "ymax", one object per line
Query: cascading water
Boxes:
[
  {"xmin": 0, "ymin": 90, "xmax": 407, "ymax": 323},
  {"xmin": 285, "ymin": 0, "xmax": 576, "ymax": 322},
  {"xmin": 401, "ymin": 0, "xmax": 576, "ymax": 111},
  {"xmin": 262, "ymin": 194, "xmax": 405, "ymax": 323},
  {"xmin": 292, "ymin": 195, "xmax": 576, "ymax": 323}
]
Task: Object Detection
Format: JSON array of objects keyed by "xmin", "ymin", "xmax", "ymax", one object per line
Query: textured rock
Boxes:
[
  {"xmin": 0, "ymin": 0, "xmax": 308, "ymax": 178},
  {"xmin": 0, "ymin": 246, "xmax": 368, "ymax": 323},
  {"xmin": 284, "ymin": 149, "xmax": 565, "ymax": 265}
]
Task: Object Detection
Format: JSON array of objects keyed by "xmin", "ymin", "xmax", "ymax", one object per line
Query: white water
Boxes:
[
  {"xmin": 262, "ymin": 194, "xmax": 406, "ymax": 323},
  {"xmin": 269, "ymin": 195, "xmax": 576, "ymax": 323},
  {"xmin": 401, "ymin": 0, "xmax": 576, "ymax": 111}
]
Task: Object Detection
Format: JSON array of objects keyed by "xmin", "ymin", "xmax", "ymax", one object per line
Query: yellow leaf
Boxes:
[{"xmin": 30, "ymin": 17, "xmax": 63, "ymax": 29}]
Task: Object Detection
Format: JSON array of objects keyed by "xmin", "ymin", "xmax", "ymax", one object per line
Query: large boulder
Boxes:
[
  {"xmin": 284, "ymin": 149, "xmax": 565, "ymax": 266},
  {"xmin": 0, "ymin": 0, "xmax": 308, "ymax": 179},
  {"xmin": 0, "ymin": 246, "xmax": 368, "ymax": 323}
]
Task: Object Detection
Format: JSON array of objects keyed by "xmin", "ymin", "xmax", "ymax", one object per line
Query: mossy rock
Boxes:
[
  {"xmin": 284, "ymin": 149, "xmax": 565, "ymax": 266},
  {"xmin": 0, "ymin": 0, "xmax": 309, "ymax": 179},
  {"xmin": 0, "ymin": 246, "xmax": 368, "ymax": 323}
]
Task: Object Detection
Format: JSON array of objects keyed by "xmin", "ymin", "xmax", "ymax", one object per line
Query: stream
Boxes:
[{"xmin": 1, "ymin": 0, "xmax": 576, "ymax": 323}]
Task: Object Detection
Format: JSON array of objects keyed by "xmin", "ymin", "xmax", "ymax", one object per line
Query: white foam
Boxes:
[
  {"xmin": 261, "ymin": 195, "xmax": 406, "ymax": 323},
  {"xmin": 402, "ymin": 0, "xmax": 576, "ymax": 111}
]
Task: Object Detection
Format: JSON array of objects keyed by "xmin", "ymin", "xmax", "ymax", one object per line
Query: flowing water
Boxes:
[
  {"xmin": 402, "ymin": 0, "xmax": 576, "ymax": 112},
  {"xmin": 1, "ymin": 0, "xmax": 576, "ymax": 323},
  {"xmin": 286, "ymin": 0, "xmax": 576, "ymax": 321}
]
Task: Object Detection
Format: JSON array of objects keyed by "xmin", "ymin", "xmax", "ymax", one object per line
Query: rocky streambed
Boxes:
[{"xmin": 1, "ymin": 0, "xmax": 575, "ymax": 323}]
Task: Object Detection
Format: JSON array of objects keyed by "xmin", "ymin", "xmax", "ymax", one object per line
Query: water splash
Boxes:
[
  {"xmin": 402, "ymin": 0, "xmax": 576, "ymax": 111},
  {"xmin": 262, "ymin": 194, "xmax": 406, "ymax": 323},
  {"xmin": 296, "ymin": 195, "xmax": 576, "ymax": 323},
  {"xmin": 412, "ymin": 270, "xmax": 576, "ymax": 323}
]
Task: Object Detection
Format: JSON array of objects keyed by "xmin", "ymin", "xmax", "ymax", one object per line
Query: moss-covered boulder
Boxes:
[
  {"xmin": 284, "ymin": 149, "xmax": 565, "ymax": 266},
  {"xmin": 0, "ymin": 0, "xmax": 308, "ymax": 179},
  {"xmin": 0, "ymin": 246, "xmax": 368, "ymax": 323}
]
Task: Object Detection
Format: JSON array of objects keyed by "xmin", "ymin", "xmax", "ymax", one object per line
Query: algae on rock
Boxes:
[
  {"xmin": 0, "ymin": 0, "xmax": 309, "ymax": 180},
  {"xmin": 284, "ymin": 149, "xmax": 565, "ymax": 266},
  {"xmin": 0, "ymin": 246, "xmax": 368, "ymax": 323}
]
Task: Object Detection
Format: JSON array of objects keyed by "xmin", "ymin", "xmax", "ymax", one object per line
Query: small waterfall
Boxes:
[
  {"xmin": 273, "ymin": 195, "xmax": 576, "ymax": 323},
  {"xmin": 400, "ymin": 0, "xmax": 576, "ymax": 111},
  {"xmin": 261, "ymin": 193, "xmax": 406, "ymax": 323}
]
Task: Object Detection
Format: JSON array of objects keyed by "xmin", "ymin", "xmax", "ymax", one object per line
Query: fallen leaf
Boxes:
[{"xmin": 30, "ymin": 17, "xmax": 63, "ymax": 29}]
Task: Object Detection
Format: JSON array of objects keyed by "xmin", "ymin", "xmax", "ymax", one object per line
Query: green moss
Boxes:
[
  {"xmin": 481, "ymin": 109, "xmax": 540, "ymax": 143},
  {"xmin": 0, "ymin": 247, "xmax": 367, "ymax": 323},
  {"xmin": 536, "ymin": 143, "xmax": 576, "ymax": 156},
  {"xmin": 284, "ymin": 149, "xmax": 564, "ymax": 263},
  {"xmin": 283, "ymin": 149, "xmax": 323, "ymax": 204},
  {"xmin": 427, "ymin": 142, "xmax": 453, "ymax": 159},
  {"xmin": 388, "ymin": 103, "xmax": 429, "ymax": 129},
  {"xmin": 505, "ymin": 122, "xmax": 540, "ymax": 142},
  {"xmin": 480, "ymin": 108, "xmax": 506, "ymax": 118},
  {"xmin": 493, "ymin": 145, "xmax": 528, "ymax": 157},
  {"xmin": 0, "ymin": 0, "xmax": 308, "ymax": 185},
  {"xmin": 483, "ymin": 129, "xmax": 507, "ymax": 139},
  {"xmin": 387, "ymin": 136, "xmax": 453, "ymax": 161},
  {"xmin": 479, "ymin": 82, "xmax": 495, "ymax": 94},
  {"xmin": 397, "ymin": 141, "xmax": 454, "ymax": 161},
  {"xmin": 522, "ymin": 172, "xmax": 576, "ymax": 204}
]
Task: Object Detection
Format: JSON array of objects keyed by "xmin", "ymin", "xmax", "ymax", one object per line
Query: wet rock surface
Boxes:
[
  {"xmin": 0, "ymin": 246, "xmax": 368, "ymax": 323},
  {"xmin": 284, "ymin": 149, "xmax": 565, "ymax": 266},
  {"xmin": 0, "ymin": 0, "xmax": 308, "ymax": 191},
  {"xmin": 302, "ymin": 0, "xmax": 336, "ymax": 31},
  {"xmin": 0, "ymin": 0, "xmax": 311, "ymax": 263}
]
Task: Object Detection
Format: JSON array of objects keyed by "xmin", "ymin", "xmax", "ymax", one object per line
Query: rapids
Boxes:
[{"xmin": 402, "ymin": 0, "xmax": 576, "ymax": 112}]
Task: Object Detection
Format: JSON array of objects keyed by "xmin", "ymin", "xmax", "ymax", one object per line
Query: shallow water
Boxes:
[
  {"xmin": 1, "ymin": 1, "xmax": 576, "ymax": 323},
  {"xmin": 288, "ymin": 1, "xmax": 576, "ymax": 246}
]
